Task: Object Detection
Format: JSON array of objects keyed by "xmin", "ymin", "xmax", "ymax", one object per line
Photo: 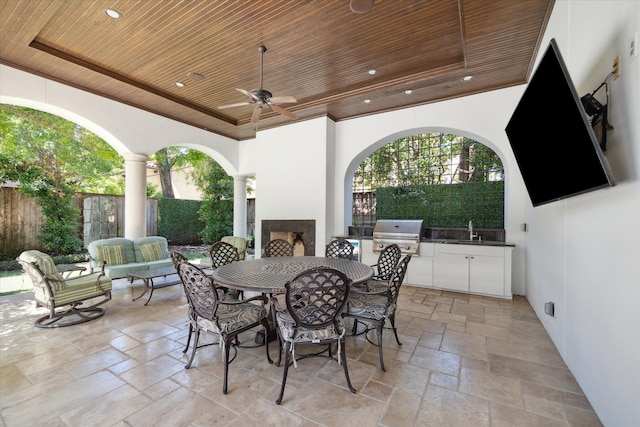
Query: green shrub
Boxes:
[{"xmin": 198, "ymin": 199, "xmax": 233, "ymax": 244}]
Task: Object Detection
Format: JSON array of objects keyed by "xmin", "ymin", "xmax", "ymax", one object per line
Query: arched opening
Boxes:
[{"xmin": 350, "ymin": 131, "xmax": 506, "ymax": 241}]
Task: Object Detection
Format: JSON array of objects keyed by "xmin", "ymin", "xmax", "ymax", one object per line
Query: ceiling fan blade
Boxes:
[
  {"xmin": 269, "ymin": 95, "xmax": 297, "ymax": 105},
  {"xmin": 218, "ymin": 101, "xmax": 252, "ymax": 109},
  {"xmin": 237, "ymin": 88, "xmax": 260, "ymax": 102},
  {"xmin": 251, "ymin": 105, "xmax": 263, "ymax": 123},
  {"xmin": 270, "ymin": 104, "xmax": 297, "ymax": 120}
]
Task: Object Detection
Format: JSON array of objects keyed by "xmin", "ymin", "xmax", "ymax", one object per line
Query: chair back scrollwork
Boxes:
[
  {"xmin": 264, "ymin": 239, "xmax": 294, "ymax": 257},
  {"xmin": 324, "ymin": 238, "xmax": 355, "ymax": 259}
]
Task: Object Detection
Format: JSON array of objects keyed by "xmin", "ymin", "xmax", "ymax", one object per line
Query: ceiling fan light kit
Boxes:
[{"xmin": 218, "ymin": 45, "xmax": 297, "ymax": 123}]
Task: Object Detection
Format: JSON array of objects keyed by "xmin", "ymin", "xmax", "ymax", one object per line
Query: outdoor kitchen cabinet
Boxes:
[
  {"xmin": 433, "ymin": 244, "xmax": 512, "ymax": 298},
  {"xmin": 360, "ymin": 239, "xmax": 512, "ymax": 298},
  {"xmin": 361, "ymin": 240, "xmax": 435, "ymax": 287},
  {"xmin": 405, "ymin": 243, "xmax": 435, "ymax": 287}
]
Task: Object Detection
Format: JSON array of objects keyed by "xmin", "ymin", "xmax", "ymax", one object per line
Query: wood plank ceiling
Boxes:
[{"xmin": 0, "ymin": 0, "xmax": 554, "ymax": 141}]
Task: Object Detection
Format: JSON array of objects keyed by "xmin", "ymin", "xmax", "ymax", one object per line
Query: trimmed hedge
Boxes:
[
  {"xmin": 376, "ymin": 181, "xmax": 504, "ymax": 228},
  {"xmin": 157, "ymin": 198, "xmax": 206, "ymax": 245}
]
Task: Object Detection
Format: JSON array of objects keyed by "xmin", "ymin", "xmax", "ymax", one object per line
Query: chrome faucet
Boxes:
[{"xmin": 468, "ymin": 220, "xmax": 478, "ymax": 240}]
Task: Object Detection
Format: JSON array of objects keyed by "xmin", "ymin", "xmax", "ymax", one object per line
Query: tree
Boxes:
[
  {"xmin": 150, "ymin": 146, "xmax": 206, "ymax": 198},
  {"xmin": 0, "ymin": 105, "xmax": 124, "ymax": 252},
  {"xmin": 0, "ymin": 105, "xmax": 124, "ymax": 193}
]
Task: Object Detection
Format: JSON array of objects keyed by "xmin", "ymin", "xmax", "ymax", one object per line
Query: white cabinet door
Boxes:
[
  {"xmin": 434, "ymin": 252, "xmax": 469, "ymax": 292},
  {"xmin": 406, "ymin": 256, "xmax": 434, "ymax": 287},
  {"xmin": 434, "ymin": 245, "xmax": 511, "ymax": 297},
  {"xmin": 469, "ymin": 254, "xmax": 504, "ymax": 296}
]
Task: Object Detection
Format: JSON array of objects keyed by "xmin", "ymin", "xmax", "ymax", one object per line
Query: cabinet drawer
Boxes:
[{"xmin": 435, "ymin": 244, "xmax": 504, "ymax": 257}]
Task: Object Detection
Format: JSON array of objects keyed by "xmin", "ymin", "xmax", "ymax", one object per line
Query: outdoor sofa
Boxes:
[{"xmin": 87, "ymin": 236, "xmax": 173, "ymax": 279}]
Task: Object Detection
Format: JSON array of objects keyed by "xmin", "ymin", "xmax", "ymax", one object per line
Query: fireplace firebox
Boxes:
[{"xmin": 261, "ymin": 220, "xmax": 315, "ymax": 256}]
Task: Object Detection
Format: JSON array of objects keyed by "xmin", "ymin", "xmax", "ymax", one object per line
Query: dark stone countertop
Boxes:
[{"xmin": 343, "ymin": 236, "xmax": 515, "ymax": 247}]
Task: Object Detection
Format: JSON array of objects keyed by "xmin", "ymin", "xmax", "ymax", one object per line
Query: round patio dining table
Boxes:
[{"xmin": 210, "ymin": 256, "xmax": 374, "ymax": 294}]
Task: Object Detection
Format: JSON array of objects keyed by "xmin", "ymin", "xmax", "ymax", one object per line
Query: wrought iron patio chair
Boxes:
[
  {"xmin": 208, "ymin": 241, "xmax": 242, "ymax": 299},
  {"xmin": 263, "ymin": 238, "xmax": 294, "ymax": 257},
  {"xmin": 346, "ymin": 254, "xmax": 412, "ymax": 371},
  {"xmin": 170, "ymin": 250, "xmax": 189, "ymax": 267},
  {"xmin": 271, "ymin": 266, "xmax": 356, "ymax": 404},
  {"xmin": 221, "ymin": 236, "xmax": 247, "ymax": 260},
  {"xmin": 17, "ymin": 250, "xmax": 112, "ymax": 328},
  {"xmin": 209, "ymin": 241, "xmax": 240, "ymax": 268},
  {"xmin": 351, "ymin": 243, "xmax": 401, "ymax": 295},
  {"xmin": 324, "ymin": 238, "xmax": 355, "ymax": 259},
  {"xmin": 176, "ymin": 261, "xmax": 271, "ymax": 394}
]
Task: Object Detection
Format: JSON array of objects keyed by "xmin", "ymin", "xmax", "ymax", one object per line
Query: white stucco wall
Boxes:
[
  {"xmin": 333, "ymin": 90, "xmax": 529, "ymax": 296},
  {"xmin": 250, "ymin": 117, "xmax": 331, "ymax": 256},
  {"xmin": 0, "ymin": 65, "xmax": 240, "ymax": 174},
  {"xmin": 1, "ymin": 1, "xmax": 638, "ymax": 424},
  {"xmin": 521, "ymin": 2, "xmax": 640, "ymax": 426}
]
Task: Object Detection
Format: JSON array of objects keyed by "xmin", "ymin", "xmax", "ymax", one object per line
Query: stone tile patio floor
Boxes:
[{"xmin": 0, "ymin": 271, "xmax": 602, "ymax": 426}]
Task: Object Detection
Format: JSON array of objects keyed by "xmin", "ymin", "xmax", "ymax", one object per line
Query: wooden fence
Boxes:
[{"xmin": 0, "ymin": 187, "xmax": 157, "ymax": 257}]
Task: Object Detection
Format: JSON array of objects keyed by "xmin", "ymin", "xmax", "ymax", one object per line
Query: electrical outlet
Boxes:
[
  {"xmin": 630, "ymin": 32, "xmax": 638, "ymax": 63},
  {"xmin": 613, "ymin": 55, "xmax": 621, "ymax": 79},
  {"xmin": 544, "ymin": 302, "xmax": 555, "ymax": 317}
]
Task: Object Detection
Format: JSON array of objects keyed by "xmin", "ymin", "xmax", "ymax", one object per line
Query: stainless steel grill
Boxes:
[{"xmin": 372, "ymin": 219, "xmax": 424, "ymax": 255}]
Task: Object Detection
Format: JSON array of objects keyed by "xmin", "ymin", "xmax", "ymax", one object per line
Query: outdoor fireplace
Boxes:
[{"xmin": 261, "ymin": 220, "xmax": 315, "ymax": 256}]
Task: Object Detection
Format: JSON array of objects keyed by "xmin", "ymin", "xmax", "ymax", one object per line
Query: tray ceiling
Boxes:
[{"xmin": 0, "ymin": 0, "xmax": 554, "ymax": 140}]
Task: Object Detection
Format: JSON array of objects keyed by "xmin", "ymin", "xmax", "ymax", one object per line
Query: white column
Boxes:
[
  {"xmin": 233, "ymin": 175, "xmax": 248, "ymax": 237},
  {"xmin": 123, "ymin": 153, "xmax": 148, "ymax": 239}
]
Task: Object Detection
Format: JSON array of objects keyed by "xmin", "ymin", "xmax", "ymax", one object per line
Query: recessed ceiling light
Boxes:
[
  {"xmin": 363, "ymin": 99, "xmax": 372, "ymax": 104},
  {"xmin": 403, "ymin": 89, "xmax": 413, "ymax": 95},
  {"xmin": 105, "ymin": 9, "xmax": 121, "ymax": 19},
  {"xmin": 462, "ymin": 75, "xmax": 473, "ymax": 81},
  {"xmin": 368, "ymin": 69, "xmax": 377, "ymax": 76},
  {"xmin": 175, "ymin": 82, "xmax": 186, "ymax": 88}
]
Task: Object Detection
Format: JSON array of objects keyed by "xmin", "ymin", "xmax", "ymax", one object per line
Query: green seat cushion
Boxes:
[
  {"xmin": 139, "ymin": 241, "xmax": 165, "ymax": 261},
  {"xmin": 33, "ymin": 273, "xmax": 113, "ymax": 306}
]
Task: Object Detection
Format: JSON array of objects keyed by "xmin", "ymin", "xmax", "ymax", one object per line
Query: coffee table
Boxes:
[{"xmin": 127, "ymin": 266, "xmax": 181, "ymax": 305}]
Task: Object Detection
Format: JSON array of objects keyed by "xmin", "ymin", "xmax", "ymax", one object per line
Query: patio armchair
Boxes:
[
  {"xmin": 176, "ymin": 261, "xmax": 271, "ymax": 394},
  {"xmin": 17, "ymin": 250, "xmax": 112, "ymax": 328},
  {"xmin": 346, "ymin": 254, "xmax": 412, "ymax": 371},
  {"xmin": 271, "ymin": 266, "xmax": 356, "ymax": 404}
]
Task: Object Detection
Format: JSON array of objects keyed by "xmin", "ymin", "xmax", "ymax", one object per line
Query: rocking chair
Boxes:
[{"xmin": 17, "ymin": 250, "xmax": 112, "ymax": 328}]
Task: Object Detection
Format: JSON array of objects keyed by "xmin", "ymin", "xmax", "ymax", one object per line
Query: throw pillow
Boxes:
[
  {"xmin": 139, "ymin": 241, "xmax": 165, "ymax": 262},
  {"xmin": 99, "ymin": 245, "xmax": 126, "ymax": 266}
]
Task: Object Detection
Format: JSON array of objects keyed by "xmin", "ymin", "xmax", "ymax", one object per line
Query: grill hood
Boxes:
[{"xmin": 372, "ymin": 219, "xmax": 424, "ymax": 255}]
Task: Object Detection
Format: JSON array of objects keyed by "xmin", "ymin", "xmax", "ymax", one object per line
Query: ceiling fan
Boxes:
[{"xmin": 218, "ymin": 45, "xmax": 297, "ymax": 123}]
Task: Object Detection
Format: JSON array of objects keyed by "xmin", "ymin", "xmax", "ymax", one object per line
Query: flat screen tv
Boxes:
[{"xmin": 505, "ymin": 38, "xmax": 616, "ymax": 207}]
